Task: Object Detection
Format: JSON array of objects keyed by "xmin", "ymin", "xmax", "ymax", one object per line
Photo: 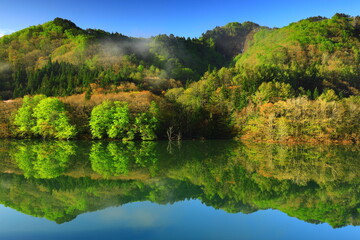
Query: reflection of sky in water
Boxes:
[{"xmin": 0, "ymin": 200, "xmax": 359, "ymax": 240}]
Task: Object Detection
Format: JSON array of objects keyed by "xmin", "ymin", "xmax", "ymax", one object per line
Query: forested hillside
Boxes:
[
  {"xmin": 235, "ymin": 13, "xmax": 360, "ymax": 95},
  {"xmin": 0, "ymin": 17, "xmax": 226, "ymax": 98},
  {"xmin": 1, "ymin": 14, "xmax": 360, "ymax": 142},
  {"xmin": 201, "ymin": 21, "xmax": 262, "ymax": 59}
]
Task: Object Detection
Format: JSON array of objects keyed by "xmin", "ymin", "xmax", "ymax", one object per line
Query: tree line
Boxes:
[{"xmin": 12, "ymin": 95, "xmax": 160, "ymax": 140}]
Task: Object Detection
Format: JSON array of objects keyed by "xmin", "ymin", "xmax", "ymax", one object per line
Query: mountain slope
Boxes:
[
  {"xmin": 0, "ymin": 18, "xmax": 227, "ymax": 99},
  {"xmin": 1, "ymin": 15, "xmax": 360, "ymax": 100},
  {"xmin": 201, "ymin": 21, "xmax": 263, "ymax": 59},
  {"xmin": 235, "ymin": 14, "xmax": 360, "ymax": 94}
]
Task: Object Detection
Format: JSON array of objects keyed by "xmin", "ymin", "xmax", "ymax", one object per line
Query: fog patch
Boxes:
[{"xmin": 98, "ymin": 38, "xmax": 151, "ymax": 60}]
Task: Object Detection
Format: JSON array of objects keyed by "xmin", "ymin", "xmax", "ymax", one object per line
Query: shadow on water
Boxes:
[{"xmin": 0, "ymin": 139, "xmax": 360, "ymax": 227}]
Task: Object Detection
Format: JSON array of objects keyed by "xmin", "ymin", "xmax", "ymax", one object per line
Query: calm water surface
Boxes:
[{"xmin": 0, "ymin": 140, "xmax": 360, "ymax": 239}]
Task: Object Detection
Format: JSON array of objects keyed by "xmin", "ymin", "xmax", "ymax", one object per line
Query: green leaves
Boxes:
[
  {"xmin": 14, "ymin": 95, "xmax": 46, "ymax": 136},
  {"xmin": 89, "ymin": 100, "xmax": 131, "ymax": 139},
  {"xmin": 14, "ymin": 95, "xmax": 76, "ymax": 139},
  {"xmin": 134, "ymin": 101, "xmax": 159, "ymax": 141},
  {"xmin": 14, "ymin": 96, "xmax": 160, "ymax": 140},
  {"xmin": 32, "ymin": 98, "xmax": 76, "ymax": 139},
  {"xmin": 89, "ymin": 100, "xmax": 159, "ymax": 140},
  {"xmin": 108, "ymin": 102, "xmax": 131, "ymax": 139},
  {"xmin": 89, "ymin": 100, "xmax": 116, "ymax": 139},
  {"xmin": 252, "ymin": 81, "xmax": 295, "ymax": 104}
]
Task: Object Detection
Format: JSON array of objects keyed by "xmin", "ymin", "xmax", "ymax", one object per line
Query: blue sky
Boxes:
[{"xmin": 1, "ymin": 0, "xmax": 360, "ymax": 38}]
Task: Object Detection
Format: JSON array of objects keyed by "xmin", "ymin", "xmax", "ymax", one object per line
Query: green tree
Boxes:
[
  {"xmin": 313, "ymin": 87, "xmax": 319, "ymax": 99},
  {"xmin": 133, "ymin": 101, "xmax": 160, "ymax": 140},
  {"xmin": 319, "ymin": 89, "xmax": 339, "ymax": 102},
  {"xmin": 13, "ymin": 94, "xmax": 46, "ymax": 136},
  {"xmin": 108, "ymin": 101, "xmax": 131, "ymax": 139},
  {"xmin": 32, "ymin": 97, "xmax": 76, "ymax": 139},
  {"xmin": 89, "ymin": 100, "xmax": 114, "ymax": 139},
  {"xmin": 252, "ymin": 81, "xmax": 295, "ymax": 104},
  {"xmin": 89, "ymin": 100, "xmax": 131, "ymax": 139}
]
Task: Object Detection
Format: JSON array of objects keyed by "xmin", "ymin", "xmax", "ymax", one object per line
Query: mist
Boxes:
[{"xmin": 98, "ymin": 38, "xmax": 151, "ymax": 61}]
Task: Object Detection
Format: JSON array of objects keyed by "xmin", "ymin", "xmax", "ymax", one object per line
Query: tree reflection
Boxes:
[
  {"xmin": 11, "ymin": 140, "xmax": 75, "ymax": 178},
  {"xmin": 1, "ymin": 140, "xmax": 360, "ymax": 227},
  {"xmin": 89, "ymin": 141, "xmax": 159, "ymax": 177}
]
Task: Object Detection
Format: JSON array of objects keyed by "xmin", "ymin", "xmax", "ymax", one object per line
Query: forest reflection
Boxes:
[{"xmin": 0, "ymin": 139, "xmax": 360, "ymax": 227}]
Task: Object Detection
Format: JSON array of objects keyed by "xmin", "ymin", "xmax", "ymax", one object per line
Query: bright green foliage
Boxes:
[
  {"xmin": 12, "ymin": 141, "xmax": 75, "ymax": 179},
  {"xmin": 90, "ymin": 142, "xmax": 132, "ymax": 177},
  {"xmin": 89, "ymin": 100, "xmax": 159, "ymax": 140},
  {"xmin": 89, "ymin": 100, "xmax": 114, "ymax": 139},
  {"xmin": 14, "ymin": 95, "xmax": 76, "ymax": 139},
  {"xmin": 14, "ymin": 94, "xmax": 46, "ymax": 136},
  {"xmin": 89, "ymin": 100, "xmax": 132, "ymax": 139},
  {"xmin": 89, "ymin": 141, "xmax": 159, "ymax": 177},
  {"xmin": 108, "ymin": 101, "xmax": 131, "ymax": 139},
  {"xmin": 32, "ymin": 98, "xmax": 76, "ymax": 139},
  {"xmin": 133, "ymin": 101, "xmax": 159, "ymax": 140},
  {"xmin": 235, "ymin": 14, "xmax": 360, "ymax": 95}
]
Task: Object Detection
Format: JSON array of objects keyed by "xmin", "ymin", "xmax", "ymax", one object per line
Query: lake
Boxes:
[{"xmin": 0, "ymin": 139, "xmax": 360, "ymax": 239}]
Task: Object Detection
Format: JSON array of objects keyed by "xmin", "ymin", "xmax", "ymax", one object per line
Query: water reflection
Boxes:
[
  {"xmin": 11, "ymin": 141, "xmax": 76, "ymax": 178},
  {"xmin": 0, "ymin": 140, "xmax": 360, "ymax": 227},
  {"xmin": 90, "ymin": 141, "xmax": 159, "ymax": 177}
]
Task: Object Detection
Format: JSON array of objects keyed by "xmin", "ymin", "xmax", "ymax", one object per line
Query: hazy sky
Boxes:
[{"xmin": 1, "ymin": 0, "xmax": 360, "ymax": 38}]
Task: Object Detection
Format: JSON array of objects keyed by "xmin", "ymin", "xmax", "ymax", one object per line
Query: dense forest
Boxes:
[{"xmin": 1, "ymin": 14, "xmax": 360, "ymax": 142}]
